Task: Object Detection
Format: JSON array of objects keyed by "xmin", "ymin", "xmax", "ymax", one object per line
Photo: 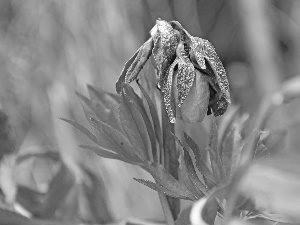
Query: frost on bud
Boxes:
[
  {"xmin": 116, "ymin": 38, "xmax": 153, "ymax": 93},
  {"xmin": 116, "ymin": 19, "xmax": 231, "ymax": 123},
  {"xmin": 151, "ymin": 19, "xmax": 180, "ymax": 89},
  {"xmin": 189, "ymin": 37, "xmax": 230, "ymax": 117}
]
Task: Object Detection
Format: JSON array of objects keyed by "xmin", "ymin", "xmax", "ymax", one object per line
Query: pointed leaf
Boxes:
[
  {"xmin": 221, "ymin": 124, "xmax": 244, "ymax": 178},
  {"xmin": 80, "ymin": 145, "xmax": 134, "ymax": 164},
  {"xmin": 173, "ymin": 134, "xmax": 206, "ymax": 197},
  {"xmin": 134, "ymin": 178, "xmax": 190, "ymax": 199},
  {"xmin": 60, "ymin": 118, "xmax": 100, "ymax": 145},
  {"xmin": 178, "ymin": 156, "xmax": 200, "ymax": 198},
  {"xmin": 145, "ymin": 161, "xmax": 197, "ymax": 201},
  {"xmin": 184, "ymin": 132, "xmax": 215, "ymax": 184},
  {"xmin": 122, "ymin": 84, "xmax": 157, "ymax": 161},
  {"xmin": 207, "ymin": 118, "xmax": 223, "ymax": 184},
  {"xmin": 119, "ymin": 88, "xmax": 150, "ymax": 160},
  {"xmin": 77, "ymin": 92, "xmax": 122, "ymax": 133},
  {"xmin": 87, "ymin": 85, "xmax": 119, "ymax": 109},
  {"xmin": 218, "ymin": 105, "xmax": 239, "ymax": 144},
  {"xmin": 88, "ymin": 118, "xmax": 141, "ymax": 163},
  {"xmin": 138, "ymin": 82, "xmax": 162, "ymax": 160}
]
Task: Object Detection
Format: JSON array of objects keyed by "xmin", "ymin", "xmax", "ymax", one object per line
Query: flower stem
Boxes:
[
  {"xmin": 161, "ymin": 93, "xmax": 180, "ymax": 220},
  {"xmin": 158, "ymin": 193, "xmax": 175, "ymax": 225}
]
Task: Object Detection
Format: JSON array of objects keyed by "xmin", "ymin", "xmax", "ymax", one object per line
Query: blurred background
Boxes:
[{"xmin": 0, "ymin": 0, "xmax": 300, "ymax": 223}]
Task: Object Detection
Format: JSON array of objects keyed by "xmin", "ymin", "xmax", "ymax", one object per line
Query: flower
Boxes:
[{"xmin": 116, "ymin": 19, "xmax": 230, "ymax": 123}]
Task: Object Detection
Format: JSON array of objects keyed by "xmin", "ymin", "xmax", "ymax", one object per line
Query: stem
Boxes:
[{"xmin": 158, "ymin": 193, "xmax": 175, "ymax": 225}]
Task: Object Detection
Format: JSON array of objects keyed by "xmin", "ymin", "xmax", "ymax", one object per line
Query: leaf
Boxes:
[
  {"xmin": 88, "ymin": 118, "xmax": 141, "ymax": 163},
  {"xmin": 207, "ymin": 118, "xmax": 223, "ymax": 184},
  {"xmin": 87, "ymin": 85, "xmax": 120, "ymax": 109},
  {"xmin": 180, "ymin": 70, "xmax": 210, "ymax": 123},
  {"xmin": 119, "ymin": 87, "xmax": 151, "ymax": 160},
  {"xmin": 218, "ymin": 105, "xmax": 240, "ymax": 144},
  {"xmin": 182, "ymin": 149, "xmax": 207, "ymax": 197},
  {"xmin": 183, "ymin": 132, "xmax": 215, "ymax": 185},
  {"xmin": 220, "ymin": 124, "xmax": 244, "ymax": 178},
  {"xmin": 137, "ymin": 82, "xmax": 162, "ymax": 161},
  {"xmin": 178, "ymin": 156, "xmax": 200, "ymax": 199},
  {"xmin": 60, "ymin": 118, "xmax": 100, "ymax": 145},
  {"xmin": 173, "ymin": 134, "xmax": 206, "ymax": 197},
  {"xmin": 122, "ymin": 84, "xmax": 157, "ymax": 161},
  {"xmin": 145, "ymin": 161, "xmax": 197, "ymax": 201},
  {"xmin": 134, "ymin": 179, "xmax": 190, "ymax": 199},
  {"xmin": 79, "ymin": 145, "xmax": 134, "ymax": 164},
  {"xmin": 76, "ymin": 93, "xmax": 122, "ymax": 133}
]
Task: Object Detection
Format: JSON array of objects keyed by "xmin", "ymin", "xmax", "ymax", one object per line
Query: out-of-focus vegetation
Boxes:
[{"xmin": 1, "ymin": 0, "xmax": 300, "ymax": 225}]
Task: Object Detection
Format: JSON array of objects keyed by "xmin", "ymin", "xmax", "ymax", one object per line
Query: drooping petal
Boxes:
[
  {"xmin": 162, "ymin": 58, "xmax": 179, "ymax": 123},
  {"xmin": 176, "ymin": 41, "xmax": 196, "ymax": 107},
  {"xmin": 189, "ymin": 37, "xmax": 231, "ymax": 116},
  {"xmin": 151, "ymin": 19, "xmax": 180, "ymax": 89},
  {"xmin": 125, "ymin": 38, "xmax": 154, "ymax": 84},
  {"xmin": 201, "ymin": 39, "xmax": 230, "ymax": 103},
  {"xmin": 116, "ymin": 38, "xmax": 153, "ymax": 93}
]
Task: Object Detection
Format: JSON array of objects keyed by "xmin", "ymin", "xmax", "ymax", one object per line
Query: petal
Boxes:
[
  {"xmin": 190, "ymin": 37, "xmax": 206, "ymax": 70},
  {"xmin": 189, "ymin": 37, "xmax": 231, "ymax": 116},
  {"xmin": 200, "ymin": 39, "xmax": 230, "ymax": 104},
  {"xmin": 176, "ymin": 41, "xmax": 196, "ymax": 107},
  {"xmin": 176, "ymin": 60, "xmax": 196, "ymax": 107},
  {"xmin": 163, "ymin": 59, "xmax": 179, "ymax": 123},
  {"xmin": 151, "ymin": 19, "xmax": 180, "ymax": 89},
  {"xmin": 180, "ymin": 70, "xmax": 210, "ymax": 123},
  {"xmin": 116, "ymin": 38, "xmax": 153, "ymax": 93},
  {"xmin": 125, "ymin": 38, "xmax": 154, "ymax": 84}
]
